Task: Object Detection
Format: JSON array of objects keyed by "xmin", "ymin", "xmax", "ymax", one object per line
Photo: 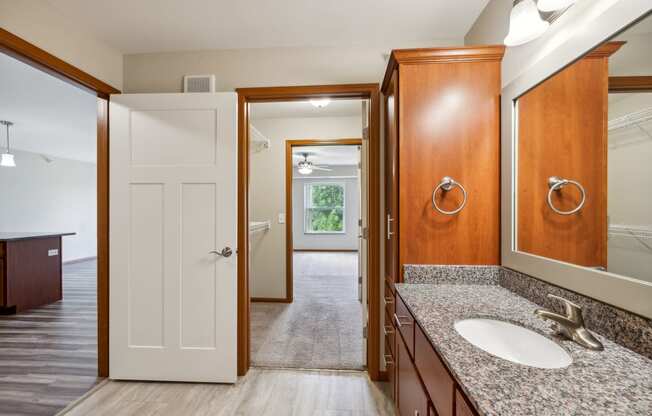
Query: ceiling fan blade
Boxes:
[{"xmin": 312, "ymin": 166, "xmax": 333, "ymax": 171}]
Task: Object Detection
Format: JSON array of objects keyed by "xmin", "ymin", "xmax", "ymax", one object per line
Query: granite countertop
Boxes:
[
  {"xmin": 0, "ymin": 232, "xmax": 76, "ymax": 241},
  {"xmin": 395, "ymin": 282, "xmax": 652, "ymax": 416}
]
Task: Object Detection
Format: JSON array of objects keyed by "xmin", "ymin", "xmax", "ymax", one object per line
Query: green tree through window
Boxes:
[{"xmin": 305, "ymin": 183, "xmax": 345, "ymax": 233}]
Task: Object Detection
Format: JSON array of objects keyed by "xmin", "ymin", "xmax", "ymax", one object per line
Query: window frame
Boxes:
[{"xmin": 303, "ymin": 181, "xmax": 347, "ymax": 234}]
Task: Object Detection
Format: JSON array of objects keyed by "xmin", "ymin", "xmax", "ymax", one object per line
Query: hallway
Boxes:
[{"xmin": 251, "ymin": 252, "xmax": 364, "ymax": 370}]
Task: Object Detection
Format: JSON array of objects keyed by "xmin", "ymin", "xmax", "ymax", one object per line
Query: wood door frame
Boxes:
[
  {"xmin": 284, "ymin": 138, "xmax": 363, "ymax": 303},
  {"xmin": 0, "ymin": 28, "xmax": 120, "ymax": 377},
  {"xmin": 236, "ymin": 84, "xmax": 381, "ymax": 380}
]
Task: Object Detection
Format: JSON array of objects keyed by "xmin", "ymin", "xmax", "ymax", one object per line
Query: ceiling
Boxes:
[
  {"xmin": 293, "ymin": 145, "xmax": 359, "ymax": 166},
  {"xmin": 0, "ymin": 53, "xmax": 97, "ymax": 163},
  {"xmin": 45, "ymin": 0, "xmax": 489, "ymax": 54},
  {"xmin": 250, "ymin": 100, "xmax": 362, "ymax": 120}
]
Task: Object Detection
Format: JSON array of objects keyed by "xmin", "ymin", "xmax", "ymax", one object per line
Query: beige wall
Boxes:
[
  {"xmin": 0, "ymin": 0, "xmax": 123, "ymax": 90},
  {"xmin": 465, "ymin": 0, "xmax": 626, "ymax": 86},
  {"xmin": 249, "ymin": 115, "xmax": 362, "ymax": 299},
  {"xmin": 122, "ymin": 40, "xmax": 461, "ymax": 93}
]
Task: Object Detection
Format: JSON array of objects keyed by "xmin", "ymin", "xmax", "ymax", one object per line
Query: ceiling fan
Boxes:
[{"xmin": 295, "ymin": 152, "xmax": 332, "ymax": 175}]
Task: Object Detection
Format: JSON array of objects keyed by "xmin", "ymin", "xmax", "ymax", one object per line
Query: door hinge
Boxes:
[
  {"xmin": 361, "ymin": 227, "xmax": 369, "ymax": 239},
  {"xmin": 362, "ymin": 127, "xmax": 369, "ymax": 141},
  {"xmin": 358, "ymin": 275, "xmax": 362, "ymax": 284},
  {"xmin": 358, "ymin": 218, "xmax": 363, "ymax": 227},
  {"xmin": 363, "ymin": 325, "xmax": 368, "ymax": 339}
]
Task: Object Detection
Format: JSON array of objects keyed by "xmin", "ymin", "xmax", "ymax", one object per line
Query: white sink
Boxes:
[{"xmin": 454, "ymin": 318, "xmax": 572, "ymax": 369}]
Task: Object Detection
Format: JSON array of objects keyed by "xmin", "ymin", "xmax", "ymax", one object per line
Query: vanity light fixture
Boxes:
[
  {"xmin": 504, "ymin": 0, "xmax": 550, "ymax": 47},
  {"xmin": 310, "ymin": 98, "xmax": 330, "ymax": 108},
  {"xmin": 0, "ymin": 120, "xmax": 16, "ymax": 168},
  {"xmin": 537, "ymin": 0, "xmax": 576, "ymax": 12}
]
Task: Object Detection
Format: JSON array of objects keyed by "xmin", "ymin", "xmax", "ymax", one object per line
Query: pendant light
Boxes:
[
  {"xmin": 504, "ymin": 0, "xmax": 550, "ymax": 47},
  {"xmin": 0, "ymin": 120, "xmax": 16, "ymax": 168},
  {"xmin": 537, "ymin": 0, "xmax": 576, "ymax": 12}
]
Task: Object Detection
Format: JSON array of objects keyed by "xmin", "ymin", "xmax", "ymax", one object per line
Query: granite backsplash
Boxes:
[{"xmin": 403, "ymin": 264, "xmax": 652, "ymax": 360}]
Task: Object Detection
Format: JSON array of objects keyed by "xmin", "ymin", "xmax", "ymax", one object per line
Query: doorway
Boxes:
[{"xmin": 236, "ymin": 85, "xmax": 381, "ymax": 379}]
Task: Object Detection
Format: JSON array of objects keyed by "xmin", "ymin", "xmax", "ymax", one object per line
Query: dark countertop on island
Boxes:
[
  {"xmin": 0, "ymin": 232, "xmax": 76, "ymax": 242},
  {"xmin": 395, "ymin": 282, "xmax": 652, "ymax": 416}
]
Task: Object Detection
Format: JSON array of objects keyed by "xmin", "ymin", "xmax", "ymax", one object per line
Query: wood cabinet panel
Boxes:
[
  {"xmin": 397, "ymin": 59, "xmax": 501, "ymax": 265},
  {"xmin": 385, "ymin": 308, "xmax": 396, "ymax": 356},
  {"xmin": 385, "ymin": 69, "xmax": 400, "ymax": 283},
  {"xmin": 395, "ymin": 294, "xmax": 415, "ymax": 358},
  {"xmin": 517, "ymin": 46, "xmax": 619, "ymax": 268},
  {"xmin": 455, "ymin": 388, "xmax": 477, "ymax": 416},
  {"xmin": 397, "ymin": 333, "xmax": 429, "ymax": 416},
  {"xmin": 415, "ymin": 325, "xmax": 454, "ymax": 416},
  {"xmin": 385, "ymin": 338, "xmax": 396, "ymax": 402}
]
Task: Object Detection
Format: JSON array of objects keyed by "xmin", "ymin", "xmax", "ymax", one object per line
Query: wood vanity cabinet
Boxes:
[
  {"xmin": 517, "ymin": 42, "xmax": 623, "ymax": 268},
  {"xmin": 393, "ymin": 292, "xmax": 479, "ymax": 416},
  {"xmin": 382, "ymin": 46, "xmax": 504, "ymax": 403},
  {"xmin": 382, "ymin": 45, "xmax": 504, "ymax": 282}
]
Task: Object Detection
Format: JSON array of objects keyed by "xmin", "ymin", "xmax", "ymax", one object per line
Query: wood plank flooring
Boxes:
[
  {"xmin": 0, "ymin": 260, "xmax": 99, "ymax": 416},
  {"xmin": 63, "ymin": 368, "xmax": 396, "ymax": 416}
]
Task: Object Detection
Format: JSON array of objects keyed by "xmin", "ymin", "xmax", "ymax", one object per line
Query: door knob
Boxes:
[{"xmin": 209, "ymin": 247, "xmax": 233, "ymax": 258}]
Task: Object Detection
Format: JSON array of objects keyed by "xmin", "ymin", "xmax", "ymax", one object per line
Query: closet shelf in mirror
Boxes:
[{"xmin": 608, "ymin": 107, "xmax": 652, "ymax": 131}]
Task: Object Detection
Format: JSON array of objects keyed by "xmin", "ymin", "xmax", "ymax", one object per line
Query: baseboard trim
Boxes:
[
  {"xmin": 293, "ymin": 249, "xmax": 358, "ymax": 253},
  {"xmin": 63, "ymin": 256, "xmax": 97, "ymax": 265},
  {"xmin": 251, "ymin": 297, "xmax": 292, "ymax": 303}
]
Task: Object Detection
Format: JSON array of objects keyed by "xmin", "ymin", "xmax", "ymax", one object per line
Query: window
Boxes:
[{"xmin": 305, "ymin": 182, "xmax": 345, "ymax": 233}]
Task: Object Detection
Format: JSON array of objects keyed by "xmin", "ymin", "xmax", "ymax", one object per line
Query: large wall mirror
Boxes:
[{"xmin": 502, "ymin": 1, "xmax": 652, "ymax": 319}]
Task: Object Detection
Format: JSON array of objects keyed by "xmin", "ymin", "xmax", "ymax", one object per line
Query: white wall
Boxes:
[
  {"xmin": 607, "ymin": 93, "xmax": 652, "ymax": 283},
  {"xmin": 465, "ymin": 0, "xmax": 627, "ymax": 87},
  {"xmin": 0, "ymin": 0, "xmax": 123, "ymax": 90},
  {"xmin": 249, "ymin": 116, "xmax": 362, "ymax": 299},
  {"xmin": 0, "ymin": 150, "xmax": 97, "ymax": 262},
  {"xmin": 122, "ymin": 40, "xmax": 461, "ymax": 93},
  {"xmin": 293, "ymin": 165, "xmax": 359, "ymax": 251}
]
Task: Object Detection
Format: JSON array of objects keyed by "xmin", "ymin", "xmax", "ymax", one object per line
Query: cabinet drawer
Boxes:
[
  {"xmin": 394, "ymin": 293, "xmax": 415, "ymax": 358},
  {"xmin": 397, "ymin": 334, "xmax": 428, "ymax": 416},
  {"xmin": 384, "ymin": 308, "xmax": 396, "ymax": 355},
  {"xmin": 415, "ymin": 324, "xmax": 454, "ymax": 416},
  {"xmin": 455, "ymin": 388, "xmax": 477, "ymax": 416}
]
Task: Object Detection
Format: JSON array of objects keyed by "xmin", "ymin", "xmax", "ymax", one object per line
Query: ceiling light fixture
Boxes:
[
  {"xmin": 537, "ymin": 0, "xmax": 576, "ymax": 12},
  {"xmin": 310, "ymin": 98, "xmax": 331, "ymax": 108},
  {"xmin": 0, "ymin": 120, "xmax": 16, "ymax": 168},
  {"xmin": 504, "ymin": 0, "xmax": 550, "ymax": 47}
]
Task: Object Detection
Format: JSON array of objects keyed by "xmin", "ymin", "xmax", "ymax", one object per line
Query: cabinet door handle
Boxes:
[
  {"xmin": 384, "ymin": 296, "xmax": 394, "ymax": 306},
  {"xmin": 414, "ymin": 411, "xmax": 420, "ymax": 416},
  {"xmin": 384, "ymin": 354, "xmax": 394, "ymax": 367},
  {"xmin": 383, "ymin": 324, "xmax": 394, "ymax": 336},
  {"xmin": 393, "ymin": 313, "xmax": 412, "ymax": 328},
  {"xmin": 387, "ymin": 214, "xmax": 394, "ymax": 240}
]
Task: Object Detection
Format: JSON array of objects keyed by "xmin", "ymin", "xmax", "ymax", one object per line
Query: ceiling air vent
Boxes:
[{"xmin": 183, "ymin": 75, "xmax": 216, "ymax": 93}]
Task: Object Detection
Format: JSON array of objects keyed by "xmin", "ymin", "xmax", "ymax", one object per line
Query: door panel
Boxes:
[
  {"xmin": 110, "ymin": 93, "xmax": 237, "ymax": 382},
  {"xmin": 385, "ymin": 70, "xmax": 399, "ymax": 283}
]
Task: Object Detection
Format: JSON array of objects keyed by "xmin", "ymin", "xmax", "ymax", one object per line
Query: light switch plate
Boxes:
[
  {"xmin": 48, "ymin": 249, "xmax": 59, "ymax": 256},
  {"xmin": 278, "ymin": 213, "xmax": 286, "ymax": 224}
]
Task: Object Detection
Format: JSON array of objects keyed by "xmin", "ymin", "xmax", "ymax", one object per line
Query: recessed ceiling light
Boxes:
[{"xmin": 310, "ymin": 98, "xmax": 331, "ymax": 108}]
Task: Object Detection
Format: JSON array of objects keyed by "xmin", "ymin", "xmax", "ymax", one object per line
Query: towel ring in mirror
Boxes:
[
  {"xmin": 547, "ymin": 176, "xmax": 586, "ymax": 215},
  {"xmin": 432, "ymin": 176, "xmax": 467, "ymax": 215}
]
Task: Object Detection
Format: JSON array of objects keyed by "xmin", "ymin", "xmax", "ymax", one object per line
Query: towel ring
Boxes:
[
  {"xmin": 432, "ymin": 176, "xmax": 467, "ymax": 215},
  {"xmin": 547, "ymin": 176, "xmax": 586, "ymax": 215}
]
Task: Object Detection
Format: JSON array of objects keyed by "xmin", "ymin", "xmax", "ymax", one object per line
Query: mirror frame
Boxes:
[{"xmin": 501, "ymin": 0, "xmax": 652, "ymax": 319}]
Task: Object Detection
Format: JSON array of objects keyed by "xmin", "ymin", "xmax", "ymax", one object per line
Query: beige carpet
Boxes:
[{"xmin": 251, "ymin": 252, "xmax": 364, "ymax": 370}]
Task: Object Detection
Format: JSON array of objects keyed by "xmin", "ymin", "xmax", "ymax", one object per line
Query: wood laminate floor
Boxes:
[
  {"xmin": 0, "ymin": 260, "xmax": 99, "ymax": 416},
  {"xmin": 63, "ymin": 368, "xmax": 395, "ymax": 416}
]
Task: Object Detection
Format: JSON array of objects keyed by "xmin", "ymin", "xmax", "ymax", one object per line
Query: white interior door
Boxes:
[
  {"xmin": 109, "ymin": 93, "xmax": 237, "ymax": 382},
  {"xmin": 359, "ymin": 101, "xmax": 369, "ymax": 363}
]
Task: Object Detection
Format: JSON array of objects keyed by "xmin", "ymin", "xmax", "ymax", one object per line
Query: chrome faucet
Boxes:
[{"xmin": 534, "ymin": 294, "xmax": 604, "ymax": 351}]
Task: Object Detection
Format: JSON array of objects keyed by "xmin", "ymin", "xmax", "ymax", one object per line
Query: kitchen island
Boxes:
[{"xmin": 0, "ymin": 232, "xmax": 75, "ymax": 312}]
